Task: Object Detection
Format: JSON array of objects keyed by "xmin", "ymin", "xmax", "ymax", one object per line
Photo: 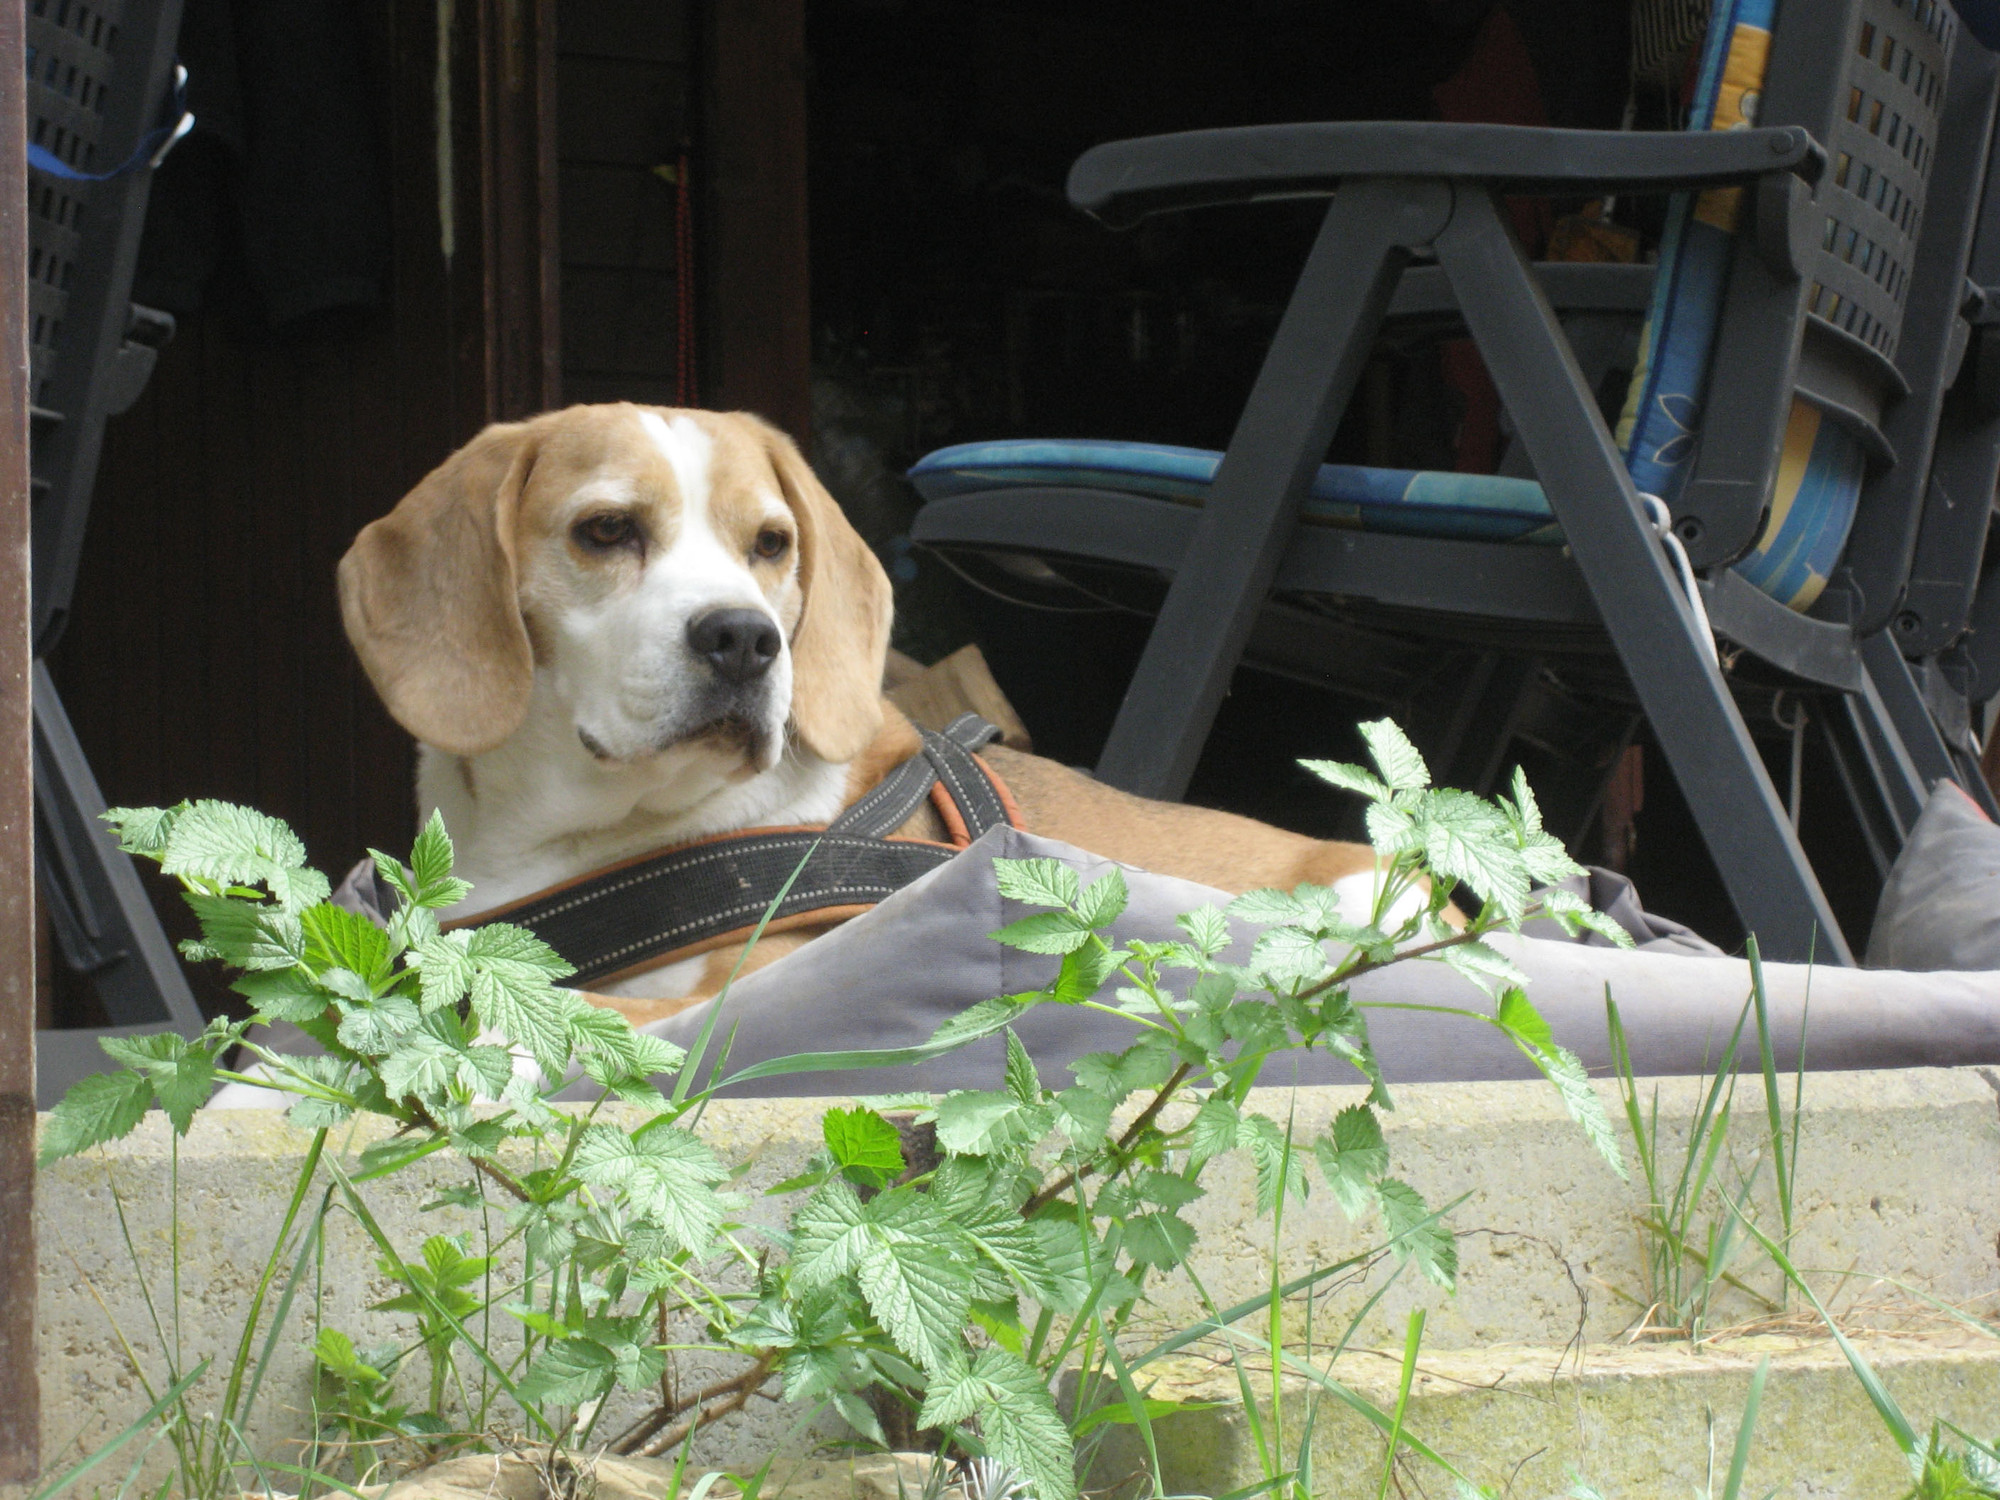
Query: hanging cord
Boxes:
[
  {"xmin": 674, "ymin": 147, "xmax": 698, "ymax": 405},
  {"xmin": 1772, "ymin": 691, "xmax": 1809, "ymax": 831},
  {"xmin": 1636, "ymin": 491, "xmax": 1719, "ymax": 668}
]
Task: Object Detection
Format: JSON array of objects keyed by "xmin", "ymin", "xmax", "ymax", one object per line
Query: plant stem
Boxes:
[
  {"xmin": 609, "ymin": 1352, "xmax": 778, "ymax": 1456},
  {"xmin": 1023, "ymin": 1062, "xmax": 1193, "ymax": 1216}
]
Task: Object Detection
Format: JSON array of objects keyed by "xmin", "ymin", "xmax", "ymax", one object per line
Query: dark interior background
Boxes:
[{"xmin": 42, "ymin": 0, "xmax": 1882, "ymax": 1025}]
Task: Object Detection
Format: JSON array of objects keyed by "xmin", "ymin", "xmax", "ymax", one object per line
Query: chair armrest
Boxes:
[{"xmin": 1069, "ymin": 121, "xmax": 1825, "ymax": 226}]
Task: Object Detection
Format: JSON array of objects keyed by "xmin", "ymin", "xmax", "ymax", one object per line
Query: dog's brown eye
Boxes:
[
  {"xmin": 753, "ymin": 528, "xmax": 790, "ymax": 561},
  {"xmin": 575, "ymin": 513, "xmax": 638, "ymax": 551}
]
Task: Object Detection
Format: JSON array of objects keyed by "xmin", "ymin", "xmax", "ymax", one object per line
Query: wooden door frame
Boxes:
[{"xmin": 0, "ymin": 0, "xmax": 39, "ymax": 1476}]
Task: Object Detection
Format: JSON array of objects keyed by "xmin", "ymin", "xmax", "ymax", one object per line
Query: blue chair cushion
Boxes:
[{"xmin": 908, "ymin": 439, "xmax": 1562, "ymax": 544}]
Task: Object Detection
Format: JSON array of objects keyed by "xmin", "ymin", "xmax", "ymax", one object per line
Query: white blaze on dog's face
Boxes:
[
  {"xmin": 516, "ymin": 409, "xmax": 801, "ymax": 774},
  {"xmin": 337, "ymin": 405, "xmax": 894, "ymax": 816}
]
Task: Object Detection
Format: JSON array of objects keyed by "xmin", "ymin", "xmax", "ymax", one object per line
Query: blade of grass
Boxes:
[
  {"xmin": 1718, "ymin": 1356, "xmax": 1768, "ymax": 1500},
  {"xmin": 26, "ymin": 1359, "xmax": 209, "ymax": 1500},
  {"xmin": 1374, "ymin": 1309, "xmax": 1425, "ymax": 1500},
  {"xmin": 1745, "ymin": 939, "xmax": 1793, "ymax": 1243},
  {"xmin": 1725, "ymin": 1200, "xmax": 1916, "ymax": 1454}
]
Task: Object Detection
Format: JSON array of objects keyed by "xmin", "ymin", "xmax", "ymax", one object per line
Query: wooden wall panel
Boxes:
[{"xmin": 701, "ymin": 0, "xmax": 810, "ymax": 443}]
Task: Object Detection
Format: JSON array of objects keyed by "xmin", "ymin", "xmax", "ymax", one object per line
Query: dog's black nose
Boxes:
[{"xmin": 687, "ymin": 608, "xmax": 781, "ymax": 684}]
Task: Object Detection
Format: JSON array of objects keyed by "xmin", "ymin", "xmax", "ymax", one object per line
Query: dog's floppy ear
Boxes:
[
  {"xmin": 338, "ymin": 421, "xmax": 540, "ymax": 756},
  {"xmin": 756, "ymin": 418, "xmax": 893, "ymax": 764}
]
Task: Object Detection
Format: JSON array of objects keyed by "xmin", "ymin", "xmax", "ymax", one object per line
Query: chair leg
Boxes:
[
  {"xmin": 31, "ymin": 661, "xmax": 203, "ymax": 1089},
  {"xmin": 1094, "ymin": 178, "xmax": 1454, "ymax": 800},
  {"xmin": 1437, "ymin": 189, "xmax": 1852, "ymax": 964},
  {"xmin": 1859, "ymin": 630, "xmax": 1979, "ymax": 817}
]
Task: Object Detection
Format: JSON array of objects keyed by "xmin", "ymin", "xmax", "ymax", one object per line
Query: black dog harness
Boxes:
[{"xmin": 457, "ymin": 713, "xmax": 1017, "ymax": 986}]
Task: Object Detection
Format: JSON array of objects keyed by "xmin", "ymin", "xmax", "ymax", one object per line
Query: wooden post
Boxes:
[
  {"xmin": 476, "ymin": 0, "xmax": 561, "ymax": 419},
  {"xmin": 0, "ymin": 0, "xmax": 39, "ymax": 1476},
  {"xmin": 701, "ymin": 0, "xmax": 811, "ymax": 445}
]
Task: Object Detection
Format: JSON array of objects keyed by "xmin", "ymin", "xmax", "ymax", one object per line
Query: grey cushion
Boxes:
[
  {"xmin": 620, "ymin": 827, "xmax": 2000, "ymax": 1098},
  {"xmin": 1868, "ymin": 781, "xmax": 2000, "ymax": 971}
]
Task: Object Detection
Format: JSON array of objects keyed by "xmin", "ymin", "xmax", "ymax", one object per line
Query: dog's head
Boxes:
[{"xmin": 338, "ymin": 405, "xmax": 893, "ymax": 776}]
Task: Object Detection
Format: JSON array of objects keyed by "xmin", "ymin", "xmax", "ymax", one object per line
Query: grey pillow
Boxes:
[
  {"xmin": 1868, "ymin": 781, "xmax": 2000, "ymax": 970},
  {"xmin": 617, "ymin": 826, "xmax": 2000, "ymax": 1097}
]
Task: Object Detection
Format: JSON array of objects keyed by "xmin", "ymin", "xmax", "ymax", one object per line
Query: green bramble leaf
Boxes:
[
  {"xmin": 335, "ymin": 992, "xmax": 421, "ymax": 1056},
  {"xmin": 409, "ymin": 811, "xmax": 456, "ymax": 894},
  {"xmin": 1415, "ymin": 788, "xmax": 1530, "ymax": 919},
  {"xmin": 100, "ymin": 1032, "xmax": 214, "ymax": 1134},
  {"xmin": 1239, "ymin": 1113, "xmax": 1308, "ymax": 1214},
  {"xmin": 990, "ymin": 910, "xmax": 1093, "ymax": 955},
  {"xmin": 39, "ymin": 1067, "xmax": 153, "ymax": 1166},
  {"xmin": 917, "ymin": 1346, "xmax": 1077, "ymax": 1500},
  {"xmin": 1249, "ymin": 926, "xmax": 1327, "ymax": 989},
  {"xmin": 517, "ymin": 1337, "xmax": 617, "ymax": 1407},
  {"xmin": 1523, "ymin": 1037, "xmax": 1627, "ymax": 1182},
  {"xmin": 1003, "ymin": 1029, "xmax": 1041, "ymax": 1106},
  {"xmin": 572, "ymin": 1123, "xmax": 729, "ymax": 1252},
  {"xmin": 935, "ymin": 1089, "xmax": 1049, "ymax": 1157},
  {"xmin": 1315, "ymin": 1103, "xmax": 1388, "ymax": 1217},
  {"xmin": 183, "ymin": 893, "xmax": 306, "ymax": 972},
  {"xmin": 1049, "ymin": 939, "xmax": 1119, "ymax": 1004},
  {"xmin": 1052, "ymin": 1085, "xmax": 1112, "ymax": 1147},
  {"xmin": 1359, "ymin": 719, "xmax": 1431, "ymax": 792},
  {"xmin": 1301, "ymin": 757, "xmax": 1392, "ymax": 802},
  {"xmin": 465, "ymin": 938, "xmax": 581, "ymax": 1081},
  {"xmin": 992, "ymin": 857, "xmax": 1081, "ymax": 911},
  {"xmin": 1175, "ymin": 904, "xmax": 1232, "ymax": 958},
  {"xmin": 101, "ymin": 803, "xmax": 184, "ymax": 860},
  {"xmin": 1377, "ymin": 1178, "xmax": 1458, "ymax": 1290},
  {"xmin": 410, "ymin": 932, "xmax": 475, "ymax": 1010},
  {"xmin": 822, "ymin": 1106, "xmax": 905, "ymax": 1190},
  {"xmin": 157, "ymin": 801, "xmax": 310, "ymax": 893},
  {"xmin": 1495, "ymin": 987, "xmax": 1553, "ymax": 1050},
  {"xmin": 1188, "ymin": 1095, "xmax": 1240, "ymax": 1167},
  {"xmin": 230, "ymin": 967, "xmax": 333, "ymax": 1024},
  {"xmin": 1439, "ymin": 938, "xmax": 1531, "ymax": 994},
  {"xmin": 1123, "ymin": 1210, "xmax": 1197, "ymax": 1270},
  {"xmin": 301, "ymin": 903, "xmax": 392, "ymax": 985},
  {"xmin": 282, "ymin": 1055, "xmax": 359, "ymax": 1129},
  {"xmin": 1073, "ymin": 867, "xmax": 1128, "ymax": 930},
  {"xmin": 927, "ymin": 992, "xmax": 1038, "ymax": 1051}
]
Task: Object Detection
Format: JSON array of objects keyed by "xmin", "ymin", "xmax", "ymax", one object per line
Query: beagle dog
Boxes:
[{"xmin": 339, "ymin": 405, "xmax": 1388, "ymax": 1027}]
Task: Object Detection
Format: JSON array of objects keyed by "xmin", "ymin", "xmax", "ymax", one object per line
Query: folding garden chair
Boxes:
[
  {"xmin": 912, "ymin": 0, "xmax": 1994, "ymax": 966},
  {"xmin": 26, "ymin": 0, "xmax": 200, "ymax": 1103}
]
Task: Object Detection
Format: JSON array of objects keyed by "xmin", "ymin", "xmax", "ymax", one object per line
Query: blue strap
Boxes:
[{"xmin": 28, "ymin": 63, "xmax": 191, "ymax": 182}]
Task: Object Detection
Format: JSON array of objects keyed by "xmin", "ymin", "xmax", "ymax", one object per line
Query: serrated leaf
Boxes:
[
  {"xmin": 1240, "ymin": 1113, "xmax": 1308, "ymax": 1214},
  {"xmin": 99, "ymin": 1032, "xmax": 214, "ymax": 1134},
  {"xmin": 1123, "ymin": 1210, "xmax": 1196, "ymax": 1269},
  {"xmin": 1052, "ymin": 1086, "xmax": 1112, "ymax": 1147},
  {"xmin": 990, "ymin": 911, "xmax": 1092, "ymax": 955},
  {"xmin": 517, "ymin": 1337, "xmax": 616, "ymax": 1406},
  {"xmin": 183, "ymin": 893, "xmax": 306, "ymax": 972},
  {"xmin": 301, "ymin": 903, "xmax": 393, "ymax": 984},
  {"xmin": 465, "ymin": 921, "xmax": 576, "ymax": 978},
  {"xmin": 1249, "ymin": 926, "xmax": 1327, "ymax": 989},
  {"xmin": 917, "ymin": 1347, "xmax": 1077, "ymax": 1500},
  {"xmin": 1176, "ymin": 904, "xmax": 1232, "ymax": 958},
  {"xmin": 1365, "ymin": 798, "xmax": 1421, "ymax": 857},
  {"xmin": 1133, "ymin": 1168, "xmax": 1204, "ymax": 1209},
  {"xmin": 1227, "ymin": 887, "xmax": 1312, "ymax": 927},
  {"xmin": 927, "ymin": 992, "xmax": 1037, "ymax": 1051},
  {"xmin": 992, "ymin": 857, "xmax": 1080, "ymax": 910},
  {"xmin": 573, "ymin": 1123, "xmax": 729, "ymax": 1251},
  {"xmin": 1377, "ymin": 1178, "xmax": 1457, "ymax": 1289},
  {"xmin": 335, "ymin": 992, "xmax": 421, "ymax": 1055},
  {"xmin": 1049, "ymin": 940, "xmax": 1118, "ymax": 1004},
  {"xmin": 410, "ymin": 932, "xmax": 475, "ymax": 1010},
  {"xmin": 1188, "ymin": 1095, "xmax": 1239, "ymax": 1167},
  {"xmin": 822, "ymin": 1106, "xmax": 905, "ymax": 1190},
  {"xmin": 1525, "ymin": 1041, "xmax": 1627, "ymax": 1182},
  {"xmin": 102, "ymin": 804, "xmax": 182, "ymax": 859},
  {"xmin": 935, "ymin": 1090, "xmax": 1049, "ymax": 1157},
  {"xmin": 1315, "ymin": 1104, "xmax": 1388, "ymax": 1217},
  {"xmin": 1300, "ymin": 757, "xmax": 1392, "ymax": 801},
  {"xmin": 1074, "ymin": 867, "xmax": 1128, "ymax": 930},
  {"xmin": 1495, "ymin": 987, "xmax": 1553, "ymax": 1050},
  {"xmin": 1359, "ymin": 719, "xmax": 1431, "ymax": 792},
  {"xmin": 39, "ymin": 1068, "xmax": 153, "ymax": 1165},
  {"xmin": 854, "ymin": 1202, "xmax": 975, "ymax": 1372},
  {"xmin": 231, "ymin": 968, "xmax": 333, "ymax": 1024},
  {"xmin": 1416, "ymin": 788, "xmax": 1530, "ymax": 919},
  {"xmin": 409, "ymin": 811, "xmax": 456, "ymax": 893},
  {"xmin": 1003, "ymin": 1029, "xmax": 1041, "ymax": 1106},
  {"xmin": 159, "ymin": 801, "xmax": 308, "ymax": 886},
  {"xmin": 468, "ymin": 963, "xmax": 579, "ymax": 1083},
  {"xmin": 1439, "ymin": 939, "xmax": 1530, "ymax": 995}
]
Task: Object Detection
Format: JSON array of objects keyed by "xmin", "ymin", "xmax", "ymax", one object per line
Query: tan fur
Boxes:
[{"xmin": 344, "ymin": 405, "xmax": 1387, "ymax": 1032}]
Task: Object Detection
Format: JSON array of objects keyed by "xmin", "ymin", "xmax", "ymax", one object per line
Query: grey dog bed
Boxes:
[{"xmin": 603, "ymin": 821, "xmax": 2000, "ymax": 1099}]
